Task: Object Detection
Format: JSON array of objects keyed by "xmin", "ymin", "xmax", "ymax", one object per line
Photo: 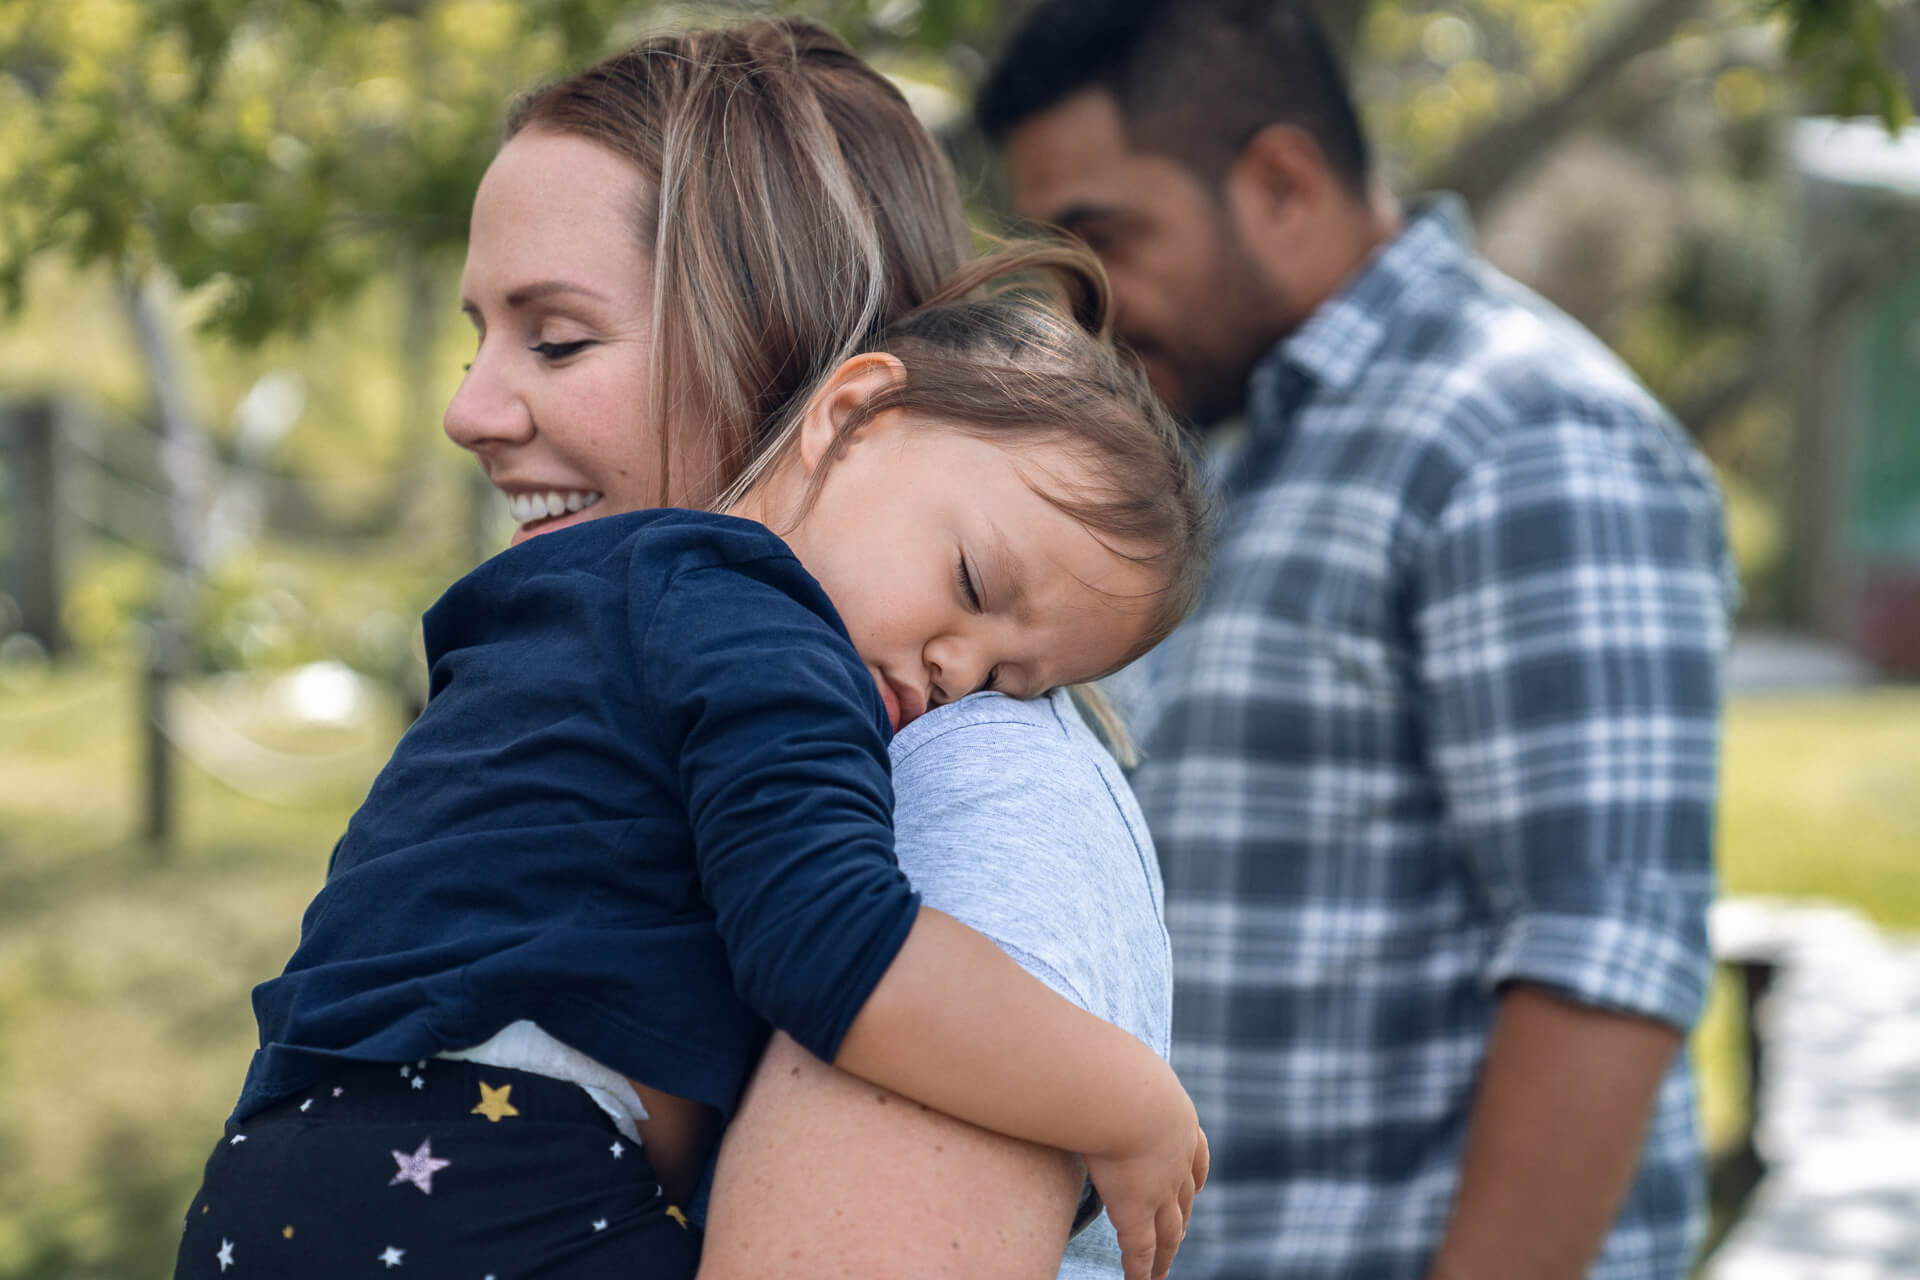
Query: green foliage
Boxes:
[
  {"xmin": 1768, "ymin": 0, "xmax": 1915, "ymax": 129},
  {"xmin": 1, "ymin": 0, "xmax": 641, "ymax": 342},
  {"xmin": 1360, "ymin": 0, "xmax": 1912, "ymax": 183},
  {"xmin": 4, "ymin": 0, "xmax": 1911, "ymax": 345},
  {"xmin": 0, "ymin": 0, "xmax": 1008, "ymax": 344}
]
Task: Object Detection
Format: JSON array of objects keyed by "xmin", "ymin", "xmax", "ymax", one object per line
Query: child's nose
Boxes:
[{"xmin": 926, "ymin": 639, "xmax": 991, "ymax": 704}]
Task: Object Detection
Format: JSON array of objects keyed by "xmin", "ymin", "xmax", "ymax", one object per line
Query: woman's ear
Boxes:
[{"xmin": 796, "ymin": 352, "xmax": 909, "ymax": 476}]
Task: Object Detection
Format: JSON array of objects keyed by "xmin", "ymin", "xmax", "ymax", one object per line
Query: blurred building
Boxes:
[{"xmin": 1788, "ymin": 118, "xmax": 1920, "ymax": 676}]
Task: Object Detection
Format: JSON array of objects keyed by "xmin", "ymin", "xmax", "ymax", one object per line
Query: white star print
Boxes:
[
  {"xmin": 228, "ymin": 1134, "xmax": 247, "ymax": 1145},
  {"xmin": 332, "ymin": 1086, "xmax": 344, "ymax": 1097},
  {"xmin": 379, "ymin": 1245, "xmax": 405, "ymax": 1268},
  {"xmin": 299, "ymin": 1098, "xmax": 312, "ymax": 1112},
  {"xmin": 609, "ymin": 1140, "xmax": 624, "ymax": 1159},
  {"xmin": 592, "ymin": 1219, "xmax": 608, "ymax": 1232},
  {"xmin": 416, "ymin": 1060, "xmax": 427, "ymax": 1069},
  {"xmin": 399, "ymin": 1065, "xmax": 410, "ymax": 1077},
  {"xmin": 216, "ymin": 1238, "xmax": 234, "ymax": 1271},
  {"xmin": 389, "ymin": 1137, "xmax": 451, "ymax": 1194},
  {"xmin": 410, "ymin": 1075, "xmax": 425, "ymax": 1090}
]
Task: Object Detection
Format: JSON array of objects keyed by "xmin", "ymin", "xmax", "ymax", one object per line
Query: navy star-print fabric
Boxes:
[{"xmin": 174, "ymin": 1058, "xmax": 699, "ymax": 1278}]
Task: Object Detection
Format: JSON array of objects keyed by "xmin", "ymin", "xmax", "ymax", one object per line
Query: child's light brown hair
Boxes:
[{"xmin": 724, "ymin": 241, "xmax": 1215, "ymax": 706}]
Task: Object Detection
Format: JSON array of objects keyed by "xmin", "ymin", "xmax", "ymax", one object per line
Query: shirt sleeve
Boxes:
[
  {"xmin": 1415, "ymin": 415, "xmax": 1731, "ymax": 1031},
  {"xmin": 639, "ymin": 558, "xmax": 921, "ymax": 1063}
]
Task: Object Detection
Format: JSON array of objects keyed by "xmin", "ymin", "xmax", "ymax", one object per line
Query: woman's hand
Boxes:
[{"xmin": 1084, "ymin": 1090, "xmax": 1209, "ymax": 1280}]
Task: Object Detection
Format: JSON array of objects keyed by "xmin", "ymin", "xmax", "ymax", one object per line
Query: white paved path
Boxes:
[{"xmin": 1702, "ymin": 899, "xmax": 1920, "ymax": 1280}]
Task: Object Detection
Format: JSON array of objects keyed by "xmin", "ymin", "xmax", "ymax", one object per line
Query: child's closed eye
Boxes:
[{"xmin": 956, "ymin": 555, "xmax": 984, "ymax": 613}]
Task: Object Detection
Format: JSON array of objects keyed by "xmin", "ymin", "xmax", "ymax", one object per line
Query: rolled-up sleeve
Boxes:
[
  {"xmin": 1416, "ymin": 415, "xmax": 1731, "ymax": 1030},
  {"xmin": 640, "ymin": 559, "xmax": 921, "ymax": 1062}
]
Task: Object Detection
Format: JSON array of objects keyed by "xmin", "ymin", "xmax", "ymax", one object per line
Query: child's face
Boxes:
[{"xmin": 774, "ymin": 395, "xmax": 1161, "ymax": 732}]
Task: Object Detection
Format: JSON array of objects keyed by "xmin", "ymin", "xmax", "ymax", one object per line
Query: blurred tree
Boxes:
[
  {"xmin": 3, "ymin": 0, "xmax": 623, "ymax": 341},
  {"xmin": 0, "ymin": 0, "xmax": 1912, "ymax": 842},
  {"xmin": 1, "ymin": 0, "xmax": 1908, "ymax": 353}
]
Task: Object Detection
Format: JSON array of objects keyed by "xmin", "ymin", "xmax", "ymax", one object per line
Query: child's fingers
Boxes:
[
  {"xmin": 1115, "ymin": 1211, "xmax": 1156, "ymax": 1280},
  {"xmin": 1152, "ymin": 1197, "xmax": 1186, "ymax": 1280}
]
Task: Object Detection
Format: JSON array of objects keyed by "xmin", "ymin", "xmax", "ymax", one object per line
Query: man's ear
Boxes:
[
  {"xmin": 1224, "ymin": 122, "xmax": 1331, "ymax": 241},
  {"xmin": 796, "ymin": 352, "xmax": 910, "ymax": 476}
]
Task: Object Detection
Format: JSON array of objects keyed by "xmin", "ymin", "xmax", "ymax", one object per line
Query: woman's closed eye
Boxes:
[{"xmin": 530, "ymin": 339, "xmax": 592, "ymax": 362}]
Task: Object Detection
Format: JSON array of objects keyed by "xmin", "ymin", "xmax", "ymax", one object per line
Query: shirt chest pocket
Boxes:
[{"xmin": 1206, "ymin": 502, "xmax": 1414, "ymax": 701}]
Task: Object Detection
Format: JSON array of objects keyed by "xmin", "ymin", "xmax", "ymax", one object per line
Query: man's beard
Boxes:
[{"xmin": 1122, "ymin": 331, "xmax": 1265, "ymax": 432}]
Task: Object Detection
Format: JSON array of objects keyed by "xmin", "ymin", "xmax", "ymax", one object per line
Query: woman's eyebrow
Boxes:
[
  {"xmin": 459, "ymin": 280, "xmax": 610, "ymax": 322},
  {"xmin": 503, "ymin": 280, "xmax": 613, "ymax": 308}
]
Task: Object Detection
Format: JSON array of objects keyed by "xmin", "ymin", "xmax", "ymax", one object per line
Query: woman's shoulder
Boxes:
[
  {"xmin": 888, "ymin": 690, "xmax": 1136, "ymax": 825},
  {"xmin": 889, "ymin": 687, "xmax": 1073, "ymax": 751},
  {"xmin": 888, "ymin": 689, "xmax": 1170, "ymax": 1053}
]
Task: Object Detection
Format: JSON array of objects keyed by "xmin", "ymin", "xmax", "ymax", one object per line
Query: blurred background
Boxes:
[{"xmin": 1, "ymin": 1, "xmax": 1916, "ymax": 1275}]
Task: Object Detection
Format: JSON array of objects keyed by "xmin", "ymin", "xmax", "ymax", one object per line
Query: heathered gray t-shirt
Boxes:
[{"xmin": 890, "ymin": 688, "xmax": 1172, "ymax": 1280}]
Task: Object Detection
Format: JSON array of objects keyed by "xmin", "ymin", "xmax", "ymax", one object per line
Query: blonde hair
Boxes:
[
  {"xmin": 505, "ymin": 17, "xmax": 971, "ymax": 507},
  {"xmin": 725, "ymin": 242, "xmax": 1214, "ymax": 700}
]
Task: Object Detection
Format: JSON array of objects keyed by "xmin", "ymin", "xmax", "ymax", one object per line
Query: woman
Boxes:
[{"xmin": 444, "ymin": 19, "xmax": 1173, "ymax": 1277}]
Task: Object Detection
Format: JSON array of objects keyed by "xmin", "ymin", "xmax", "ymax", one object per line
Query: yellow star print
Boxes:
[{"xmin": 471, "ymin": 1080, "xmax": 520, "ymax": 1122}]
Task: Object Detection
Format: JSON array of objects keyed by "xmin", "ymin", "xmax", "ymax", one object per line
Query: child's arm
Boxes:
[
  {"xmin": 644, "ymin": 562, "xmax": 1204, "ymax": 1277},
  {"xmin": 834, "ymin": 906, "xmax": 1208, "ymax": 1280}
]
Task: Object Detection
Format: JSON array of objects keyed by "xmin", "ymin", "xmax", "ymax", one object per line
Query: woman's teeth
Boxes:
[{"xmin": 509, "ymin": 490, "xmax": 602, "ymax": 523}]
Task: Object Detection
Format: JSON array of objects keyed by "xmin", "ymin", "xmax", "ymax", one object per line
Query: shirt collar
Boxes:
[{"xmin": 1249, "ymin": 195, "xmax": 1472, "ymax": 424}]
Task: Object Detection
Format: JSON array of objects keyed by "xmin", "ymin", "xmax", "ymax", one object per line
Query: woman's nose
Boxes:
[{"xmin": 442, "ymin": 349, "xmax": 533, "ymax": 453}]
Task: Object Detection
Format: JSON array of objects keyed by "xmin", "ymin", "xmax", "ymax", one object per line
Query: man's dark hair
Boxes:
[{"xmin": 977, "ymin": 0, "xmax": 1370, "ymax": 195}]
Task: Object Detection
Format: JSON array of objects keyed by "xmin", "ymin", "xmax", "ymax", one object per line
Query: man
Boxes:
[{"xmin": 979, "ymin": 4, "xmax": 1735, "ymax": 1278}]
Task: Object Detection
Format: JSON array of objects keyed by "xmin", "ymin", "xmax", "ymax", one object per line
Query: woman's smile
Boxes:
[{"xmin": 502, "ymin": 487, "xmax": 605, "ymax": 543}]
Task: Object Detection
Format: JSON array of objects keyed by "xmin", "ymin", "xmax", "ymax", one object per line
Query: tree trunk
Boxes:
[
  {"xmin": 1, "ymin": 399, "xmax": 67, "ymax": 655},
  {"xmin": 120, "ymin": 273, "xmax": 211, "ymax": 857},
  {"xmin": 1425, "ymin": 0, "xmax": 1704, "ymax": 215}
]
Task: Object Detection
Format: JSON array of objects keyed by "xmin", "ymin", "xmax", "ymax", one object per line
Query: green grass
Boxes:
[
  {"xmin": 1715, "ymin": 691, "xmax": 1920, "ymax": 926},
  {"xmin": 0, "ymin": 667, "xmax": 404, "ymax": 1280},
  {"xmin": 1690, "ymin": 688, "xmax": 1920, "ymax": 1175},
  {"xmin": 1, "ymin": 668, "xmax": 1913, "ymax": 1277}
]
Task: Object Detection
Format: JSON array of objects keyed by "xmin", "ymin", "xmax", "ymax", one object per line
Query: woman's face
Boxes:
[{"xmin": 446, "ymin": 129, "xmax": 705, "ymax": 545}]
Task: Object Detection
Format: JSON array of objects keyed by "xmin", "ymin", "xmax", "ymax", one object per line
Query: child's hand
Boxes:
[{"xmin": 1084, "ymin": 1101, "xmax": 1209, "ymax": 1280}]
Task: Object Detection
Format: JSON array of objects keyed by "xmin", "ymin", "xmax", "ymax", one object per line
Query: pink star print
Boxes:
[{"xmin": 389, "ymin": 1137, "xmax": 451, "ymax": 1194}]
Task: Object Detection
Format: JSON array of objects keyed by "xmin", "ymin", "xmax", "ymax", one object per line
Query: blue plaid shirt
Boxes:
[{"xmin": 1127, "ymin": 200, "xmax": 1732, "ymax": 1279}]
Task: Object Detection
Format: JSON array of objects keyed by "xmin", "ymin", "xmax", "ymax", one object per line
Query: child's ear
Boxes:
[{"xmin": 797, "ymin": 353, "xmax": 908, "ymax": 476}]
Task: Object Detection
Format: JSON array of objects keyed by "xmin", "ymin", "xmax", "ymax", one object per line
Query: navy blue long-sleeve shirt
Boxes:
[{"xmin": 236, "ymin": 510, "xmax": 921, "ymax": 1121}]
